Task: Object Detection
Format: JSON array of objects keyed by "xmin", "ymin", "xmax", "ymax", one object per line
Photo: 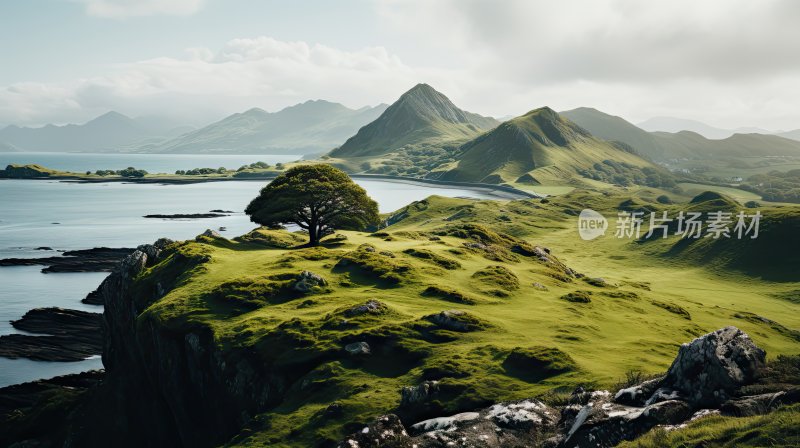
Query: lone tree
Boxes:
[{"xmin": 245, "ymin": 165, "xmax": 380, "ymax": 246}]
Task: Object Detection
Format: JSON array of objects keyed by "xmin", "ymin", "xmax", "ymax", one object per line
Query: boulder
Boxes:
[
  {"xmin": 614, "ymin": 376, "xmax": 664, "ymax": 406},
  {"xmin": 560, "ymin": 394, "xmax": 693, "ymax": 447},
  {"xmin": 293, "ymin": 270, "xmax": 327, "ymax": 293},
  {"xmin": 344, "ymin": 342, "xmax": 370, "ymax": 356},
  {"xmin": 650, "ymin": 326, "xmax": 766, "ymax": 407},
  {"xmin": 720, "ymin": 388, "xmax": 800, "ymax": 417},
  {"xmin": 343, "ymin": 300, "xmax": 386, "ymax": 317},
  {"xmin": 400, "ymin": 381, "xmax": 439, "ymax": 407},
  {"xmin": 198, "ymin": 229, "xmax": 222, "ymax": 239},
  {"xmin": 337, "ymin": 414, "xmax": 411, "ymax": 448}
]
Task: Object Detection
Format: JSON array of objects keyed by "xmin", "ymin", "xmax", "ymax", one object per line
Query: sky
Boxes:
[{"xmin": 1, "ymin": 0, "xmax": 799, "ymax": 130}]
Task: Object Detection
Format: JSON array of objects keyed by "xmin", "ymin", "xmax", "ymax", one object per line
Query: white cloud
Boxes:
[
  {"xmin": 80, "ymin": 0, "xmax": 205, "ymax": 18},
  {"xmin": 0, "ymin": 37, "xmax": 431, "ymax": 126},
  {"xmin": 373, "ymin": 0, "xmax": 800, "ymax": 129}
]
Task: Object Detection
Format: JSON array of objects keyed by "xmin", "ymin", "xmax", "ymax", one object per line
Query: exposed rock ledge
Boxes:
[
  {"xmin": 0, "ymin": 247, "xmax": 134, "ymax": 273},
  {"xmin": 0, "ymin": 307, "xmax": 102, "ymax": 361}
]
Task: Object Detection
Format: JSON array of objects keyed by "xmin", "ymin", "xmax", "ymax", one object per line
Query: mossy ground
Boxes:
[{"xmin": 133, "ymin": 191, "xmax": 800, "ymax": 447}]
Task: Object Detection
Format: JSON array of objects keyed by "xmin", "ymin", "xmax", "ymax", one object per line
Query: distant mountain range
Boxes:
[
  {"xmin": 636, "ymin": 116, "xmax": 774, "ymax": 140},
  {"xmin": 0, "ymin": 101, "xmax": 388, "ymax": 155},
  {"xmin": 142, "ymin": 100, "xmax": 388, "ymax": 155},
  {"xmin": 0, "ymin": 112, "xmax": 191, "ymax": 153},
  {"xmin": 561, "ymin": 108, "xmax": 800, "ymax": 161},
  {"xmin": 329, "ymin": 83, "xmax": 497, "ymax": 158}
]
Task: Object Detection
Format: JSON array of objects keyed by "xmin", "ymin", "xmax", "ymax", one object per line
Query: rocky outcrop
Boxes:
[
  {"xmin": 653, "ymin": 326, "xmax": 766, "ymax": 407},
  {"xmin": 339, "ymin": 326, "xmax": 797, "ymax": 448},
  {"xmin": 338, "ymin": 399, "xmax": 559, "ymax": 448},
  {"xmin": 88, "ymin": 238, "xmax": 291, "ymax": 448},
  {"xmin": 293, "ymin": 270, "xmax": 327, "ymax": 293},
  {"xmin": 0, "ymin": 308, "xmax": 102, "ymax": 361},
  {"xmin": 0, "ymin": 247, "xmax": 134, "ymax": 272}
]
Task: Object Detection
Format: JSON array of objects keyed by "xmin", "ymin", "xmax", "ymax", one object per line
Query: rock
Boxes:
[
  {"xmin": 0, "ymin": 308, "xmax": 102, "ymax": 361},
  {"xmin": 293, "ymin": 270, "xmax": 327, "ymax": 293},
  {"xmin": 337, "ymin": 414, "xmax": 411, "ymax": 448},
  {"xmin": 34, "ymin": 246, "xmax": 53, "ymax": 251},
  {"xmin": 426, "ymin": 310, "xmax": 482, "ymax": 332},
  {"xmin": 483, "ymin": 399, "xmax": 559, "ymax": 430},
  {"xmin": 720, "ymin": 388, "xmax": 800, "ymax": 417},
  {"xmin": 339, "ymin": 399, "xmax": 558, "ymax": 448},
  {"xmin": 198, "ymin": 229, "xmax": 222, "ymax": 239},
  {"xmin": 0, "ymin": 371, "xmax": 105, "ymax": 447},
  {"xmin": 343, "ymin": 300, "xmax": 386, "ymax": 317},
  {"xmin": 561, "ymin": 394, "xmax": 693, "ymax": 447},
  {"xmin": 144, "ymin": 213, "xmax": 229, "ymax": 219},
  {"xmin": 0, "ymin": 247, "xmax": 134, "ymax": 273},
  {"xmin": 344, "ymin": 342, "xmax": 370, "ymax": 356},
  {"xmin": 400, "ymin": 381, "xmax": 439, "ymax": 407},
  {"xmin": 614, "ymin": 376, "xmax": 665, "ymax": 406},
  {"xmin": 650, "ymin": 326, "xmax": 766, "ymax": 407}
]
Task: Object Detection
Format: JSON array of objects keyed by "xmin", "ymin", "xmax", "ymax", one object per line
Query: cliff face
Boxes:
[{"xmin": 93, "ymin": 239, "xmax": 285, "ymax": 447}]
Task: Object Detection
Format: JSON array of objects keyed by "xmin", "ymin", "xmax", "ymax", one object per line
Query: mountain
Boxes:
[
  {"xmin": 0, "ymin": 112, "xmax": 183, "ymax": 152},
  {"xmin": 144, "ymin": 100, "xmax": 388, "ymax": 154},
  {"xmin": 637, "ymin": 116, "xmax": 739, "ymax": 139},
  {"xmin": 560, "ymin": 107, "xmax": 666, "ymax": 160},
  {"xmin": 437, "ymin": 107, "xmax": 665, "ymax": 185},
  {"xmin": 563, "ymin": 108, "xmax": 800, "ymax": 161},
  {"xmin": 777, "ymin": 129, "xmax": 800, "ymax": 142},
  {"xmin": 328, "ymin": 84, "xmax": 498, "ymax": 158}
]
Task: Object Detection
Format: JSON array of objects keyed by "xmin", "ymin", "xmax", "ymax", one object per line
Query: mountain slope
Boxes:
[
  {"xmin": 563, "ymin": 108, "xmax": 800, "ymax": 161},
  {"xmin": 777, "ymin": 129, "xmax": 800, "ymax": 142},
  {"xmin": 638, "ymin": 116, "xmax": 774, "ymax": 139},
  {"xmin": 145, "ymin": 100, "xmax": 388, "ymax": 154},
  {"xmin": 561, "ymin": 107, "xmax": 666, "ymax": 160},
  {"xmin": 0, "ymin": 112, "xmax": 164, "ymax": 152},
  {"xmin": 328, "ymin": 83, "xmax": 498, "ymax": 158},
  {"xmin": 438, "ymin": 107, "xmax": 667, "ymax": 185}
]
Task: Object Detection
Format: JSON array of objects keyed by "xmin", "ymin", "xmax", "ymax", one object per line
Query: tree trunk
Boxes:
[{"xmin": 308, "ymin": 222, "xmax": 319, "ymax": 246}]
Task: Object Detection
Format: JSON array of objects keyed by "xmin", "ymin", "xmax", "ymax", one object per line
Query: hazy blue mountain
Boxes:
[
  {"xmin": 638, "ymin": 116, "xmax": 775, "ymax": 139},
  {"xmin": 145, "ymin": 100, "xmax": 389, "ymax": 154},
  {"xmin": 328, "ymin": 84, "xmax": 498, "ymax": 158},
  {"xmin": 563, "ymin": 108, "xmax": 800, "ymax": 160},
  {"xmin": 561, "ymin": 107, "xmax": 666, "ymax": 160},
  {"xmin": 777, "ymin": 129, "xmax": 800, "ymax": 142},
  {"xmin": 0, "ymin": 111, "xmax": 170, "ymax": 152}
]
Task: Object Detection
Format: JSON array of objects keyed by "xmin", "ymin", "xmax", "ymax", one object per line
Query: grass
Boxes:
[
  {"xmin": 619, "ymin": 404, "xmax": 800, "ymax": 448},
  {"xmin": 122, "ymin": 191, "xmax": 800, "ymax": 447}
]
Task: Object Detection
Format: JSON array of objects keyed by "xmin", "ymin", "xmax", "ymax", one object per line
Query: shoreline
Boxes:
[{"xmin": 2, "ymin": 172, "xmax": 541, "ymax": 199}]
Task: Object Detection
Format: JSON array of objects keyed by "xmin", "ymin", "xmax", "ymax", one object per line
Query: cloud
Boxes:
[
  {"xmin": 80, "ymin": 0, "xmax": 205, "ymax": 18},
  {"xmin": 372, "ymin": 0, "xmax": 800, "ymax": 128},
  {"xmin": 0, "ymin": 37, "xmax": 432, "ymax": 126}
]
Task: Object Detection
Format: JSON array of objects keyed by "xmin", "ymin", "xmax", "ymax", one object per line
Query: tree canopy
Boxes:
[{"xmin": 245, "ymin": 164, "xmax": 380, "ymax": 245}]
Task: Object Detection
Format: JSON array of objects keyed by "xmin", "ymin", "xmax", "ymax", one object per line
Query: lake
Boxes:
[{"xmin": 0, "ymin": 153, "xmax": 507, "ymax": 387}]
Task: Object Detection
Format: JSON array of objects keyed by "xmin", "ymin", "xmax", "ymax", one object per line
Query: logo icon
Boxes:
[{"xmin": 578, "ymin": 209, "xmax": 608, "ymax": 241}]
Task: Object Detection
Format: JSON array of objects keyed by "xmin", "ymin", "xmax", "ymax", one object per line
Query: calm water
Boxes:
[{"xmin": 0, "ymin": 153, "xmax": 502, "ymax": 387}]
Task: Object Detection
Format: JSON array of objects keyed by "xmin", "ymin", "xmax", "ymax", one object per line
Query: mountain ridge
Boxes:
[
  {"xmin": 328, "ymin": 83, "xmax": 498, "ymax": 158},
  {"xmin": 144, "ymin": 100, "xmax": 389, "ymax": 154}
]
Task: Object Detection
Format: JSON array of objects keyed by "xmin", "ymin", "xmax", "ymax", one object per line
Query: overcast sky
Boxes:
[{"xmin": 1, "ymin": 0, "xmax": 798, "ymax": 130}]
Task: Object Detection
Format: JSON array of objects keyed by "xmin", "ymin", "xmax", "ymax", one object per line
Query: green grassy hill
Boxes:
[
  {"xmin": 101, "ymin": 190, "xmax": 799, "ymax": 447},
  {"xmin": 328, "ymin": 84, "xmax": 498, "ymax": 159},
  {"xmin": 435, "ymin": 107, "xmax": 673, "ymax": 186}
]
